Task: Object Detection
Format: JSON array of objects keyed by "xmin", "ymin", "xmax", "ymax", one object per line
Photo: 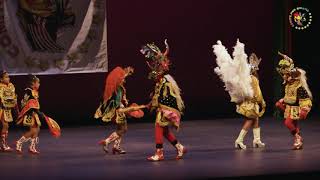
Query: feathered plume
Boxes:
[
  {"xmin": 103, "ymin": 67, "xmax": 126, "ymax": 102},
  {"xmin": 164, "ymin": 74, "xmax": 185, "ymax": 113},
  {"xmin": 297, "ymin": 68, "xmax": 313, "ymax": 99},
  {"xmin": 213, "ymin": 39, "xmax": 253, "ymax": 103}
]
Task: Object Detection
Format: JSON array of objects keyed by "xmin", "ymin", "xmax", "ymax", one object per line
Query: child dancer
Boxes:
[
  {"xmin": 16, "ymin": 74, "xmax": 60, "ymax": 154},
  {"xmin": 0, "ymin": 71, "xmax": 18, "ymax": 152},
  {"xmin": 95, "ymin": 66, "xmax": 146, "ymax": 154},
  {"xmin": 140, "ymin": 39, "xmax": 186, "ymax": 161}
]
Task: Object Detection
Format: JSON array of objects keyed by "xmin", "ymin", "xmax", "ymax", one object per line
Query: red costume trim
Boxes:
[
  {"xmin": 44, "ymin": 116, "xmax": 61, "ymax": 138},
  {"xmin": 18, "ymin": 99, "xmax": 40, "ymax": 119}
]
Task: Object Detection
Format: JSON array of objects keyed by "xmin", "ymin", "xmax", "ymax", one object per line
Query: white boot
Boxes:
[
  {"xmin": 147, "ymin": 148, "xmax": 164, "ymax": 161},
  {"xmin": 175, "ymin": 143, "xmax": 187, "ymax": 160},
  {"xmin": 99, "ymin": 132, "xmax": 119, "ymax": 153},
  {"xmin": 1, "ymin": 132, "xmax": 12, "ymax": 152},
  {"xmin": 293, "ymin": 134, "xmax": 303, "ymax": 150},
  {"xmin": 235, "ymin": 129, "xmax": 247, "ymax": 150},
  {"xmin": 16, "ymin": 136, "xmax": 30, "ymax": 154},
  {"xmin": 253, "ymin": 128, "xmax": 265, "ymax": 148},
  {"xmin": 112, "ymin": 137, "xmax": 126, "ymax": 154},
  {"xmin": 29, "ymin": 137, "xmax": 40, "ymax": 154}
]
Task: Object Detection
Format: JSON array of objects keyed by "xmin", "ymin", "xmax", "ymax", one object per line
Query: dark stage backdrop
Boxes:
[
  {"xmin": 10, "ymin": 0, "xmax": 277, "ymax": 126},
  {"xmin": 290, "ymin": 0, "xmax": 320, "ymax": 118},
  {"xmin": 273, "ymin": 0, "xmax": 320, "ymax": 120}
]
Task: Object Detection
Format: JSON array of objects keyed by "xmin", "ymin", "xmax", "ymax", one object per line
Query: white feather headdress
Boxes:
[{"xmin": 213, "ymin": 39, "xmax": 253, "ymax": 103}]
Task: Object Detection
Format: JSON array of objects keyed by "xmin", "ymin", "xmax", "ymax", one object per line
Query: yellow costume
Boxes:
[
  {"xmin": 283, "ymin": 80, "xmax": 312, "ymax": 120},
  {"xmin": 0, "ymin": 81, "xmax": 18, "ymax": 152},
  {"xmin": 95, "ymin": 85, "xmax": 128, "ymax": 124},
  {"xmin": 95, "ymin": 66, "xmax": 145, "ymax": 155},
  {"xmin": 236, "ymin": 75, "xmax": 266, "ymax": 119},
  {"xmin": 213, "ymin": 40, "xmax": 266, "ymax": 150},
  {"xmin": 151, "ymin": 77, "xmax": 182, "ymax": 128},
  {"xmin": 276, "ymin": 52, "xmax": 312, "ymax": 150},
  {"xmin": 141, "ymin": 40, "xmax": 186, "ymax": 161},
  {"xmin": 0, "ymin": 83, "xmax": 17, "ymax": 123}
]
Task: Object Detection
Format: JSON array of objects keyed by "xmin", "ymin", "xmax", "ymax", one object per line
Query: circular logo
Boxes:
[{"xmin": 289, "ymin": 7, "xmax": 312, "ymax": 30}]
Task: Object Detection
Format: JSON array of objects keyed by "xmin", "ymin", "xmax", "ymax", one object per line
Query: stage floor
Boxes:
[{"xmin": 1, "ymin": 117, "xmax": 320, "ymax": 179}]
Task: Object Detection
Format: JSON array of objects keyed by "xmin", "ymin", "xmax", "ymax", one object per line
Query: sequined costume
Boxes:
[
  {"xmin": 95, "ymin": 66, "xmax": 145, "ymax": 154},
  {"xmin": 0, "ymin": 71, "xmax": 18, "ymax": 152},
  {"xmin": 16, "ymin": 75, "xmax": 60, "ymax": 154},
  {"xmin": 141, "ymin": 39, "xmax": 186, "ymax": 161},
  {"xmin": 276, "ymin": 52, "xmax": 312, "ymax": 150}
]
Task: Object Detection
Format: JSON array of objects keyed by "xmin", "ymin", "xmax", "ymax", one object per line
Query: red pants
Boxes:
[
  {"xmin": 155, "ymin": 123, "xmax": 177, "ymax": 149},
  {"xmin": 284, "ymin": 118, "xmax": 300, "ymax": 135}
]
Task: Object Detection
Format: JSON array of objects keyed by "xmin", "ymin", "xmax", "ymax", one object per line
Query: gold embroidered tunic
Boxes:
[
  {"xmin": 236, "ymin": 75, "xmax": 266, "ymax": 119},
  {"xmin": 151, "ymin": 77, "xmax": 181, "ymax": 128},
  {"xmin": 282, "ymin": 81, "xmax": 312, "ymax": 120},
  {"xmin": 95, "ymin": 86, "xmax": 127, "ymax": 124},
  {"xmin": 0, "ymin": 83, "xmax": 17, "ymax": 123}
]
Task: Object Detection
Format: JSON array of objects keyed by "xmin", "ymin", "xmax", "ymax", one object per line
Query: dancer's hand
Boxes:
[
  {"xmin": 275, "ymin": 99, "xmax": 285, "ymax": 111},
  {"xmin": 145, "ymin": 102, "xmax": 152, "ymax": 109},
  {"xmin": 261, "ymin": 101, "xmax": 266, "ymax": 109},
  {"xmin": 258, "ymin": 101, "xmax": 266, "ymax": 117}
]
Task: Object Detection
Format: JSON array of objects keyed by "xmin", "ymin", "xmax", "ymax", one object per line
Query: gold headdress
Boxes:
[
  {"xmin": 277, "ymin": 52, "xmax": 295, "ymax": 76},
  {"xmin": 248, "ymin": 53, "xmax": 261, "ymax": 73}
]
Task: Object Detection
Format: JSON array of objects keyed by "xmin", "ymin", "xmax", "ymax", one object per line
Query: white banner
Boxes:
[{"xmin": 0, "ymin": 0, "xmax": 107, "ymax": 74}]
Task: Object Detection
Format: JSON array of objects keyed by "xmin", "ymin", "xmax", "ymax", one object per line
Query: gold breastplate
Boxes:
[
  {"xmin": 0, "ymin": 83, "xmax": 17, "ymax": 108},
  {"xmin": 284, "ymin": 81, "xmax": 301, "ymax": 104}
]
